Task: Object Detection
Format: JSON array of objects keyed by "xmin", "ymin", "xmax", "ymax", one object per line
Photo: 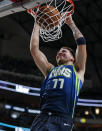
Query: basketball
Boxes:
[{"xmin": 36, "ymin": 5, "xmax": 61, "ymax": 30}]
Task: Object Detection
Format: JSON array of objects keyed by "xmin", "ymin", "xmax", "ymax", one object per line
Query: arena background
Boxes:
[{"xmin": 0, "ymin": 0, "xmax": 102, "ymax": 130}]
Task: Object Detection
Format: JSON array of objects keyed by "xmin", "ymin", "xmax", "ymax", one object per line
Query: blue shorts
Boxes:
[{"xmin": 31, "ymin": 111, "xmax": 73, "ymax": 131}]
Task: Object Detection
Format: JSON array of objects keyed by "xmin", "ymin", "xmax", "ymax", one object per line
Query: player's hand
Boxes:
[
  {"xmin": 65, "ymin": 15, "xmax": 73, "ymax": 25},
  {"xmin": 61, "ymin": 12, "xmax": 74, "ymax": 25}
]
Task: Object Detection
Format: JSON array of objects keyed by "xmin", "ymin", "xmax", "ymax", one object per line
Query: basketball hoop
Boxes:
[{"xmin": 28, "ymin": 0, "xmax": 74, "ymax": 42}]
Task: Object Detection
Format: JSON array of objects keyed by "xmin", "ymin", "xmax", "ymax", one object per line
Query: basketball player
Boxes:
[{"xmin": 30, "ymin": 16, "xmax": 87, "ymax": 131}]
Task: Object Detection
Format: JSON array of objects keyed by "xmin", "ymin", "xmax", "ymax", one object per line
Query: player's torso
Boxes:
[{"xmin": 40, "ymin": 64, "xmax": 82, "ymax": 118}]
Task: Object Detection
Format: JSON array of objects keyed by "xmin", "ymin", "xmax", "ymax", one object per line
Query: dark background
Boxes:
[{"xmin": 0, "ymin": 0, "xmax": 102, "ymax": 130}]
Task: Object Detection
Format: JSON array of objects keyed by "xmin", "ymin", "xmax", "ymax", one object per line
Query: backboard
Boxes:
[{"xmin": 0, "ymin": 0, "xmax": 51, "ymax": 17}]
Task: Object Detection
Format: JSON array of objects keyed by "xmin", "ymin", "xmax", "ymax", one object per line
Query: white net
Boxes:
[{"xmin": 29, "ymin": 0, "xmax": 74, "ymax": 42}]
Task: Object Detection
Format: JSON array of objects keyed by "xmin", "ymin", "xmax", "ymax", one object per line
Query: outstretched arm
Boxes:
[
  {"xmin": 65, "ymin": 16, "xmax": 87, "ymax": 82},
  {"xmin": 30, "ymin": 23, "xmax": 54, "ymax": 77}
]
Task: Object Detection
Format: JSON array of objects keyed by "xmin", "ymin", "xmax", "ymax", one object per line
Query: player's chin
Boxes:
[{"xmin": 57, "ymin": 59, "xmax": 66, "ymax": 65}]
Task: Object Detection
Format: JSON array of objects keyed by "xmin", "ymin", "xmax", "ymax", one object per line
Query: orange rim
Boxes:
[
  {"xmin": 66, "ymin": 0, "xmax": 75, "ymax": 16},
  {"xmin": 27, "ymin": 4, "xmax": 40, "ymax": 16},
  {"xmin": 27, "ymin": 0, "xmax": 74, "ymax": 17}
]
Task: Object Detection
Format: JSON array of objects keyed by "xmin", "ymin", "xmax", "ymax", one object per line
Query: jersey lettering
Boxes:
[{"xmin": 49, "ymin": 67, "xmax": 72, "ymax": 79}]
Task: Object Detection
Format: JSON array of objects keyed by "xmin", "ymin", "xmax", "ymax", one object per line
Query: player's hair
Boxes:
[{"xmin": 61, "ymin": 47, "xmax": 75, "ymax": 60}]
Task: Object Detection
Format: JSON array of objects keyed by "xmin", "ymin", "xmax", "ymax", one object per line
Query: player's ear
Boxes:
[{"xmin": 70, "ymin": 55, "xmax": 74, "ymax": 62}]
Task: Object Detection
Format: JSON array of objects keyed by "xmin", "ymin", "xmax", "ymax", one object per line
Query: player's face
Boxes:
[{"xmin": 56, "ymin": 48, "xmax": 74, "ymax": 65}]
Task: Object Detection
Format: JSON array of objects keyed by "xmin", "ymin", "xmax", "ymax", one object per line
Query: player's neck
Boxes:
[
  {"xmin": 64, "ymin": 61, "xmax": 73, "ymax": 65},
  {"xmin": 67, "ymin": 61, "xmax": 73, "ymax": 65},
  {"xmin": 58, "ymin": 61, "xmax": 73, "ymax": 66}
]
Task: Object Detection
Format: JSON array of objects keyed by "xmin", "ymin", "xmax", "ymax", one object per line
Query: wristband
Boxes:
[{"xmin": 76, "ymin": 37, "xmax": 86, "ymax": 45}]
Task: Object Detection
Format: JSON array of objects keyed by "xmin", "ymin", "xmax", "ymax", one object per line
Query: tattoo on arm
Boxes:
[{"xmin": 69, "ymin": 22, "xmax": 83, "ymax": 40}]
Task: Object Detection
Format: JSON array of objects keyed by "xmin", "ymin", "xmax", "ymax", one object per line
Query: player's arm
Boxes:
[
  {"xmin": 30, "ymin": 23, "xmax": 54, "ymax": 77},
  {"xmin": 66, "ymin": 16, "xmax": 87, "ymax": 82}
]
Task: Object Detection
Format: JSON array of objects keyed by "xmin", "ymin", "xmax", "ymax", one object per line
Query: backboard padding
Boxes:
[{"xmin": 0, "ymin": 0, "xmax": 51, "ymax": 17}]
